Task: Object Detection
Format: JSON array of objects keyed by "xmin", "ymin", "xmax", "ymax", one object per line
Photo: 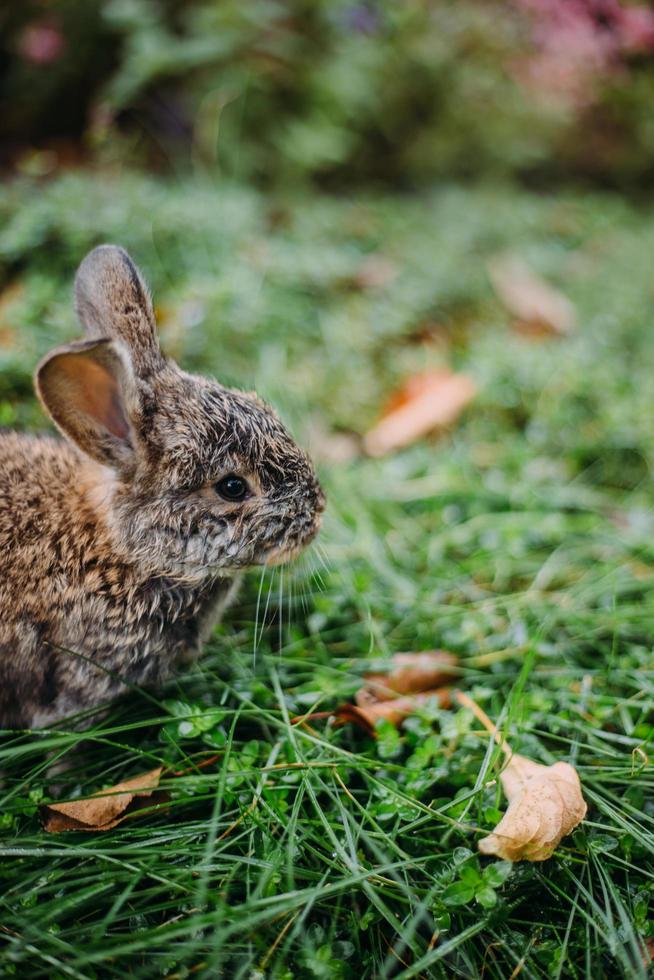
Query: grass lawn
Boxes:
[{"xmin": 1, "ymin": 171, "xmax": 654, "ymax": 978}]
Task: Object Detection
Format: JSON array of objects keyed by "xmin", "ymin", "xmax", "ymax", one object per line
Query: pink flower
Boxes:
[
  {"xmin": 18, "ymin": 20, "xmax": 65, "ymax": 66},
  {"xmin": 511, "ymin": 0, "xmax": 654, "ymax": 109},
  {"xmin": 618, "ymin": 7, "xmax": 654, "ymax": 52}
]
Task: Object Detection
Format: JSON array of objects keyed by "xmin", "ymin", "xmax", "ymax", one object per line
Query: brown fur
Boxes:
[{"xmin": 0, "ymin": 246, "xmax": 324, "ymax": 728}]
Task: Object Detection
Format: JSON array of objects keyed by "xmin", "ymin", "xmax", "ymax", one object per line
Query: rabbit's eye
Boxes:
[{"xmin": 215, "ymin": 474, "xmax": 249, "ymax": 502}]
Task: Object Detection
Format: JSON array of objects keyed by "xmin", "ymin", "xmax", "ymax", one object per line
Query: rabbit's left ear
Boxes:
[
  {"xmin": 35, "ymin": 338, "xmax": 140, "ymax": 471},
  {"xmin": 74, "ymin": 245, "xmax": 164, "ymax": 378}
]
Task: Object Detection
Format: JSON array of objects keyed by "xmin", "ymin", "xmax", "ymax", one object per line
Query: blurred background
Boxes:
[
  {"xmin": 4, "ymin": 0, "xmax": 654, "ymax": 187},
  {"xmin": 1, "ymin": 0, "xmax": 654, "ymax": 481}
]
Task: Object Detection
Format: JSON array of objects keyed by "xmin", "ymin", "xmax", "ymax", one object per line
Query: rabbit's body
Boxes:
[
  {"xmin": 0, "ymin": 431, "xmax": 238, "ymax": 727},
  {"xmin": 0, "ymin": 247, "xmax": 323, "ymax": 728}
]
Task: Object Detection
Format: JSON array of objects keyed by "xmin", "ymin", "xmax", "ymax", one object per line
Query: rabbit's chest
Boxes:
[{"xmin": 56, "ymin": 572, "xmax": 236, "ymax": 670}]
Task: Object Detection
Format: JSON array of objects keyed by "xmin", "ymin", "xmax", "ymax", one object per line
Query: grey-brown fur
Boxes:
[{"xmin": 0, "ymin": 245, "xmax": 324, "ymax": 728}]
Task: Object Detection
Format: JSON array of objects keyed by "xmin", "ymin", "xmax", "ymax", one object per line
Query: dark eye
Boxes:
[{"xmin": 215, "ymin": 474, "xmax": 249, "ymax": 502}]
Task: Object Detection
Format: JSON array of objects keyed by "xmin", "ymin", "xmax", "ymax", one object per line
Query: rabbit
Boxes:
[{"xmin": 0, "ymin": 245, "xmax": 324, "ymax": 729}]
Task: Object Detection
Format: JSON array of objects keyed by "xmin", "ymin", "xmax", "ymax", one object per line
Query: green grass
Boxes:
[{"xmin": 1, "ymin": 171, "xmax": 654, "ymax": 977}]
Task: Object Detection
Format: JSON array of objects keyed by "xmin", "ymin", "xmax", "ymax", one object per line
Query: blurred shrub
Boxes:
[{"xmin": 2, "ymin": 0, "xmax": 654, "ymax": 187}]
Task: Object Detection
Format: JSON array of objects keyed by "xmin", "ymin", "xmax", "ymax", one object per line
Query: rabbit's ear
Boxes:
[
  {"xmin": 74, "ymin": 245, "xmax": 163, "ymax": 377},
  {"xmin": 36, "ymin": 339, "xmax": 140, "ymax": 470}
]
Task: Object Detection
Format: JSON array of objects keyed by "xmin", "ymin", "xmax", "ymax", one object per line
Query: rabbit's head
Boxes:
[{"xmin": 35, "ymin": 246, "xmax": 324, "ymax": 581}]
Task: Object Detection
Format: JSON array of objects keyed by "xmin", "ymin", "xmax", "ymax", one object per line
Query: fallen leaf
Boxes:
[
  {"xmin": 341, "ymin": 689, "xmax": 451, "ymax": 734},
  {"xmin": 488, "ymin": 255, "xmax": 575, "ymax": 337},
  {"xmin": 293, "ymin": 688, "xmax": 451, "ymax": 735},
  {"xmin": 306, "ymin": 419, "xmax": 361, "ymax": 465},
  {"xmin": 477, "ymin": 754, "xmax": 587, "ymax": 861},
  {"xmin": 455, "ymin": 691, "xmax": 587, "ymax": 862},
  {"xmin": 0, "ymin": 281, "xmax": 24, "ymax": 349},
  {"xmin": 41, "ymin": 767, "xmax": 165, "ymax": 832},
  {"xmin": 363, "ymin": 368, "xmax": 476, "ymax": 456},
  {"xmin": 359, "ymin": 651, "xmax": 459, "ymax": 702},
  {"xmin": 293, "ymin": 650, "xmax": 456, "ymax": 735},
  {"xmin": 352, "ymin": 254, "xmax": 398, "ymax": 291},
  {"xmin": 337, "ymin": 254, "xmax": 398, "ymax": 292}
]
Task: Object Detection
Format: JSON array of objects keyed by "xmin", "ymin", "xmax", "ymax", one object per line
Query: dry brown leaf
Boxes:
[
  {"xmin": 359, "ymin": 651, "xmax": 459, "ymax": 702},
  {"xmin": 488, "ymin": 255, "xmax": 575, "ymax": 337},
  {"xmin": 455, "ymin": 691, "xmax": 587, "ymax": 862},
  {"xmin": 294, "ymin": 689, "xmax": 451, "ymax": 734},
  {"xmin": 363, "ymin": 368, "xmax": 476, "ymax": 456},
  {"xmin": 293, "ymin": 650, "xmax": 457, "ymax": 733},
  {"xmin": 315, "ymin": 431, "xmax": 360, "ymax": 464},
  {"xmin": 343, "ymin": 689, "xmax": 451, "ymax": 733},
  {"xmin": 306, "ymin": 420, "xmax": 361, "ymax": 465},
  {"xmin": 477, "ymin": 754, "xmax": 587, "ymax": 861},
  {"xmin": 0, "ymin": 281, "xmax": 24, "ymax": 349},
  {"xmin": 352, "ymin": 254, "xmax": 398, "ymax": 290},
  {"xmin": 41, "ymin": 767, "xmax": 165, "ymax": 832},
  {"xmin": 338, "ymin": 254, "xmax": 398, "ymax": 292}
]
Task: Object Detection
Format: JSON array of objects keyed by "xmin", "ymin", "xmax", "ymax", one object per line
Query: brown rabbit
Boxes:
[{"xmin": 0, "ymin": 245, "xmax": 324, "ymax": 728}]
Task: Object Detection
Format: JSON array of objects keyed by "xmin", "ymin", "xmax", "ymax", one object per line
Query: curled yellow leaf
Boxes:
[
  {"xmin": 455, "ymin": 690, "xmax": 587, "ymax": 863},
  {"xmin": 478, "ymin": 754, "xmax": 587, "ymax": 862}
]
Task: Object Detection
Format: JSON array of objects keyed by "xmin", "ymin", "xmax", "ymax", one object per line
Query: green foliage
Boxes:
[
  {"xmin": 3, "ymin": 0, "xmax": 553, "ymax": 186},
  {"xmin": 440, "ymin": 851, "xmax": 512, "ymax": 909},
  {"xmin": 5, "ymin": 0, "xmax": 654, "ymax": 188}
]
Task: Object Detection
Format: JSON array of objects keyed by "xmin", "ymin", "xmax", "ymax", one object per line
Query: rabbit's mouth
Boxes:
[
  {"xmin": 263, "ymin": 518, "xmax": 323, "ymax": 567},
  {"xmin": 265, "ymin": 544, "xmax": 303, "ymax": 567}
]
